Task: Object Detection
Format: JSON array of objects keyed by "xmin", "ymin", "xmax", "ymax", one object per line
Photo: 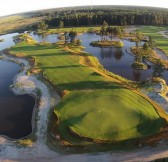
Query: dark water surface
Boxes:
[
  {"xmin": 0, "ymin": 33, "xmax": 35, "ymax": 139},
  {"xmin": 78, "ymin": 33, "xmax": 168, "ymax": 83}
]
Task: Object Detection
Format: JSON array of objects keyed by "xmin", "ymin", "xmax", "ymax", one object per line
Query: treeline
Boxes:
[{"xmin": 34, "ymin": 6, "xmax": 168, "ymax": 27}]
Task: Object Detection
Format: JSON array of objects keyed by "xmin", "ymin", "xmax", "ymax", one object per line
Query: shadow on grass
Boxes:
[
  {"xmin": 32, "ymin": 52, "xmax": 72, "ymax": 57},
  {"xmin": 137, "ymin": 118, "xmax": 164, "ymax": 137},
  {"xmin": 57, "ymin": 80, "xmax": 121, "ymax": 91},
  {"xmin": 41, "ymin": 65, "xmax": 81, "ymax": 69},
  {"xmin": 58, "ymin": 111, "xmax": 93, "ymax": 143},
  {"xmin": 11, "ymin": 45, "xmax": 56, "ymax": 52}
]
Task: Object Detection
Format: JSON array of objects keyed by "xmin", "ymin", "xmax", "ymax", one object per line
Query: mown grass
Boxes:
[
  {"xmin": 38, "ymin": 26, "xmax": 101, "ymax": 35},
  {"xmin": 137, "ymin": 26, "xmax": 168, "ymax": 55},
  {"xmin": 56, "ymin": 90, "xmax": 164, "ymax": 142},
  {"xmin": 9, "ymin": 40, "xmax": 166, "ymax": 144}
]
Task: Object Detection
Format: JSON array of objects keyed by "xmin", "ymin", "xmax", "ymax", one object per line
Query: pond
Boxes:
[
  {"xmin": 31, "ymin": 32, "xmax": 168, "ymax": 83},
  {"xmin": 0, "ymin": 33, "xmax": 35, "ymax": 139}
]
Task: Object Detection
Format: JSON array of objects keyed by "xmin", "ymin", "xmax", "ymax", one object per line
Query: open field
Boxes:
[
  {"xmin": 137, "ymin": 26, "xmax": 168, "ymax": 55},
  {"xmin": 0, "ymin": 14, "xmax": 46, "ymax": 34},
  {"xmin": 9, "ymin": 38, "xmax": 166, "ymax": 144}
]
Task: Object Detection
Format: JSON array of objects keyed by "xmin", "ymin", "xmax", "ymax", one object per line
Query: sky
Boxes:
[{"xmin": 0, "ymin": 0, "xmax": 168, "ymax": 17}]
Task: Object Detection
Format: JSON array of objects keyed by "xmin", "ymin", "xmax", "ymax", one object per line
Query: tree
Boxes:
[
  {"xmin": 38, "ymin": 21, "xmax": 48, "ymax": 31},
  {"xmin": 58, "ymin": 21, "xmax": 64, "ymax": 28},
  {"xmin": 68, "ymin": 31, "xmax": 77, "ymax": 43},
  {"xmin": 152, "ymin": 60, "xmax": 164, "ymax": 77},
  {"xmin": 106, "ymin": 26, "xmax": 113, "ymax": 40},
  {"xmin": 102, "ymin": 20, "xmax": 108, "ymax": 29},
  {"xmin": 143, "ymin": 42, "xmax": 149, "ymax": 50},
  {"xmin": 76, "ymin": 39, "xmax": 82, "ymax": 46},
  {"xmin": 148, "ymin": 36, "xmax": 155, "ymax": 49},
  {"xmin": 135, "ymin": 32, "xmax": 143, "ymax": 49},
  {"xmin": 100, "ymin": 26, "xmax": 106, "ymax": 41},
  {"xmin": 134, "ymin": 50, "xmax": 143, "ymax": 63},
  {"xmin": 113, "ymin": 27, "xmax": 123, "ymax": 40},
  {"xmin": 64, "ymin": 31, "xmax": 69, "ymax": 43},
  {"xmin": 121, "ymin": 16, "xmax": 127, "ymax": 26},
  {"xmin": 100, "ymin": 21, "xmax": 109, "ymax": 41}
]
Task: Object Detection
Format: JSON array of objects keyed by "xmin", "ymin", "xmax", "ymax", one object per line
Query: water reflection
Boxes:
[
  {"xmin": 30, "ymin": 32, "xmax": 58, "ymax": 43},
  {"xmin": 133, "ymin": 69, "xmax": 142, "ymax": 81},
  {"xmin": 100, "ymin": 48, "xmax": 124, "ymax": 61}
]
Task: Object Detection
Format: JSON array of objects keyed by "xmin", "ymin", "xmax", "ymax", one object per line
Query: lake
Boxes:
[{"xmin": 0, "ymin": 33, "xmax": 35, "ymax": 139}]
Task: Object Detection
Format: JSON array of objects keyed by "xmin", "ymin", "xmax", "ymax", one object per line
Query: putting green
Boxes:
[{"xmin": 56, "ymin": 89, "xmax": 164, "ymax": 141}]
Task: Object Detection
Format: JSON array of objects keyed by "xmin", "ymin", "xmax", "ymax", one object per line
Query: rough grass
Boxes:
[
  {"xmin": 137, "ymin": 26, "xmax": 168, "ymax": 55},
  {"xmin": 0, "ymin": 14, "xmax": 45, "ymax": 34},
  {"xmin": 9, "ymin": 41, "xmax": 166, "ymax": 144}
]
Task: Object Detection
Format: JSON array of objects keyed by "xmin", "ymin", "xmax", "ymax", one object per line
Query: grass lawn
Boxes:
[
  {"xmin": 9, "ymin": 40, "xmax": 166, "ymax": 144},
  {"xmin": 137, "ymin": 26, "xmax": 168, "ymax": 55},
  {"xmin": 38, "ymin": 26, "xmax": 101, "ymax": 35}
]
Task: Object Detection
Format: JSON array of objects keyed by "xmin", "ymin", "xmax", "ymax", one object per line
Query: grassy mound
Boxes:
[{"xmin": 90, "ymin": 41, "xmax": 124, "ymax": 48}]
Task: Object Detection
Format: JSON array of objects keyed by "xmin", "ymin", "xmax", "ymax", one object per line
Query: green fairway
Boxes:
[
  {"xmin": 9, "ymin": 40, "xmax": 165, "ymax": 143},
  {"xmin": 137, "ymin": 26, "xmax": 168, "ymax": 55}
]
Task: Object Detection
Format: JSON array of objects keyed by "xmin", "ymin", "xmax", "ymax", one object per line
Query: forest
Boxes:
[{"xmin": 32, "ymin": 6, "xmax": 168, "ymax": 27}]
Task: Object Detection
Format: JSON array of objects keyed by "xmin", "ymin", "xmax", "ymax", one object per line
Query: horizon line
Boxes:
[{"xmin": 0, "ymin": 4, "xmax": 168, "ymax": 18}]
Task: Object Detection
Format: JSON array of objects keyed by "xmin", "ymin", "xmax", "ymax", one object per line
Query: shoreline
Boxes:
[
  {"xmin": 0, "ymin": 29, "xmax": 168, "ymax": 161},
  {"xmin": 0, "ymin": 51, "xmax": 61, "ymax": 159},
  {"xmin": 141, "ymin": 78, "xmax": 168, "ymax": 113},
  {"xmin": 2, "ymin": 53, "xmax": 39, "ymax": 141}
]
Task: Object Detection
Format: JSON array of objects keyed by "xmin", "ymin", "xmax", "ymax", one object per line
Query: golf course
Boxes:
[
  {"xmin": 8, "ymin": 33, "xmax": 167, "ymax": 144},
  {"xmin": 1, "ymin": 5, "xmax": 168, "ymax": 161},
  {"xmin": 137, "ymin": 26, "xmax": 168, "ymax": 55}
]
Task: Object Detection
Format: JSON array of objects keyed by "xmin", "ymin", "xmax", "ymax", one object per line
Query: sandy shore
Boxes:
[{"xmin": 158, "ymin": 30, "xmax": 168, "ymax": 39}]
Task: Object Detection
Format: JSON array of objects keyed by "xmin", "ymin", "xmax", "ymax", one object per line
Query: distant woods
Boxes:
[{"xmin": 34, "ymin": 7, "xmax": 168, "ymax": 28}]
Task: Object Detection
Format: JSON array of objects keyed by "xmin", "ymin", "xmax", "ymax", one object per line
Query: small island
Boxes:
[
  {"xmin": 90, "ymin": 40, "xmax": 124, "ymax": 48},
  {"xmin": 90, "ymin": 22, "xmax": 124, "ymax": 48}
]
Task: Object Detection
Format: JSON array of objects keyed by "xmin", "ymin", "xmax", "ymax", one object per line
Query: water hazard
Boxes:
[{"xmin": 0, "ymin": 33, "xmax": 35, "ymax": 139}]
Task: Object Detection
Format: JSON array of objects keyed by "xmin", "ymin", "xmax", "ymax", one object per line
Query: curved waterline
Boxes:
[{"xmin": 0, "ymin": 30, "xmax": 168, "ymax": 161}]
